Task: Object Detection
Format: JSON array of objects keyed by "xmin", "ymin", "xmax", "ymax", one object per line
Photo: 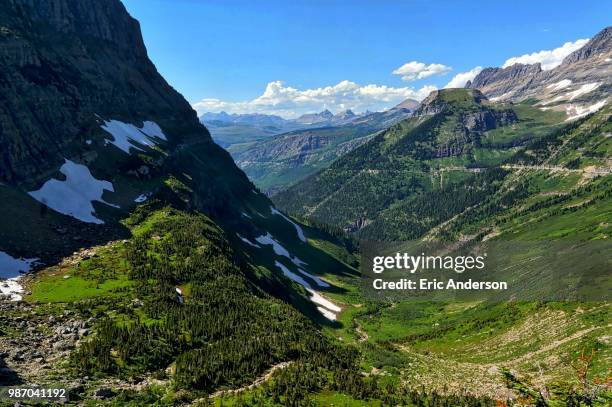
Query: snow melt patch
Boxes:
[
  {"xmin": 565, "ymin": 100, "xmax": 607, "ymax": 121},
  {"xmin": 134, "ymin": 193, "xmax": 150, "ymax": 203},
  {"xmin": 547, "ymin": 79, "xmax": 572, "ymax": 91},
  {"xmin": 28, "ymin": 159, "xmax": 117, "ymax": 224},
  {"xmin": 237, "ymin": 234, "xmax": 261, "ymax": 248},
  {"xmin": 255, "ymin": 233, "xmax": 307, "ymax": 267},
  {"xmin": 101, "ymin": 119, "xmax": 167, "ymax": 154},
  {"xmin": 566, "ymin": 83, "xmax": 601, "ymax": 101},
  {"xmin": 298, "ymin": 268, "xmax": 330, "ymax": 288},
  {"xmin": 489, "ymin": 92, "xmax": 513, "ymax": 102},
  {"xmin": 0, "ymin": 279, "xmax": 24, "ymax": 301},
  {"xmin": 140, "ymin": 121, "xmax": 167, "ymax": 140},
  {"xmin": 274, "ymin": 261, "xmax": 339, "ymax": 320},
  {"xmin": 270, "ymin": 206, "xmax": 306, "ymax": 242},
  {"xmin": 0, "ymin": 251, "xmax": 38, "ymax": 279},
  {"xmin": 0, "ymin": 251, "xmax": 38, "ymax": 302}
]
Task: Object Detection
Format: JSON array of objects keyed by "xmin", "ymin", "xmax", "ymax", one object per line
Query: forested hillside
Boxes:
[{"xmin": 274, "ymin": 89, "xmax": 569, "ymax": 239}]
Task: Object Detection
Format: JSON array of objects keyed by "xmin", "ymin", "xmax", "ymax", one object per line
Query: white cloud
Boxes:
[
  {"xmin": 444, "ymin": 66, "xmax": 483, "ymax": 89},
  {"xmin": 192, "ymin": 80, "xmax": 437, "ymax": 118},
  {"xmin": 502, "ymin": 38, "xmax": 589, "ymax": 70},
  {"xmin": 392, "ymin": 61, "xmax": 452, "ymax": 81}
]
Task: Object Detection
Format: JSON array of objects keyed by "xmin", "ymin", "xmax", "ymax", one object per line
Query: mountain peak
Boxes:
[
  {"xmin": 468, "ymin": 63, "xmax": 543, "ymax": 90},
  {"xmin": 562, "ymin": 26, "xmax": 612, "ymax": 65},
  {"xmin": 334, "ymin": 109, "xmax": 355, "ymax": 119},
  {"xmin": 415, "ymin": 89, "xmax": 488, "ymax": 116},
  {"xmin": 295, "ymin": 109, "xmax": 334, "ymax": 124},
  {"xmin": 392, "ymin": 98, "xmax": 420, "ymax": 111}
]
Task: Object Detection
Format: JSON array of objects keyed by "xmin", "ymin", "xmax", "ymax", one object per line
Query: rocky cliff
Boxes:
[
  {"xmin": 466, "ymin": 26, "xmax": 611, "ymax": 118},
  {"xmin": 0, "ymin": 0, "xmax": 263, "ymax": 264}
]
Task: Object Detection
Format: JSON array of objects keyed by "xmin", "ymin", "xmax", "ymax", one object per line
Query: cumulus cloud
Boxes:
[
  {"xmin": 192, "ymin": 80, "xmax": 437, "ymax": 118},
  {"xmin": 392, "ymin": 61, "xmax": 452, "ymax": 81},
  {"xmin": 444, "ymin": 66, "xmax": 483, "ymax": 89},
  {"xmin": 502, "ymin": 38, "xmax": 589, "ymax": 70}
]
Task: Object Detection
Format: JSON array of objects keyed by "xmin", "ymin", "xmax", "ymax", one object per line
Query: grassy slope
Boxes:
[{"xmin": 325, "ymin": 105, "xmax": 612, "ymax": 401}]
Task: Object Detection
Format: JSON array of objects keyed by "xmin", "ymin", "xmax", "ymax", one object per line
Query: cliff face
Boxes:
[
  {"xmin": 0, "ymin": 0, "xmax": 266, "ymax": 263},
  {"xmin": 466, "ymin": 63, "xmax": 543, "ymax": 95},
  {"xmin": 0, "ymin": 0, "xmax": 207, "ymax": 185},
  {"xmin": 466, "ymin": 26, "xmax": 611, "ymax": 112}
]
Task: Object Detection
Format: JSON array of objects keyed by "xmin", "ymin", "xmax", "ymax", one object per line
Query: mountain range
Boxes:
[
  {"xmin": 0, "ymin": 2, "xmax": 609, "ymax": 405},
  {"xmin": 466, "ymin": 26, "xmax": 611, "ymax": 118},
  {"xmin": 221, "ymin": 99, "xmax": 420, "ymax": 194}
]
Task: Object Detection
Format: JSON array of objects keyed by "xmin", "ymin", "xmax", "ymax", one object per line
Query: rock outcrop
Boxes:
[{"xmin": 466, "ymin": 26, "xmax": 611, "ymax": 112}]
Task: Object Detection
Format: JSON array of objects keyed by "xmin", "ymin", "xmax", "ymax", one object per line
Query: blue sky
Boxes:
[{"xmin": 122, "ymin": 0, "xmax": 611, "ymax": 117}]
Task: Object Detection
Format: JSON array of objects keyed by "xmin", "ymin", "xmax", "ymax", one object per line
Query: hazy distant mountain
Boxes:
[
  {"xmin": 295, "ymin": 109, "xmax": 335, "ymax": 124},
  {"xmin": 229, "ymin": 101, "xmax": 419, "ymax": 194},
  {"xmin": 201, "ymin": 111, "xmax": 290, "ymax": 127}
]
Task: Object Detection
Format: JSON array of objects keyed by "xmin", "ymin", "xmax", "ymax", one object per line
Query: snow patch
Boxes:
[
  {"xmin": 489, "ymin": 92, "xmax": 513, "ymax": 102},
  {"xmin": 237, "ymin": 234, "xmax": 261, "ymax": 248},
  {"xmin": 134, "ymin": 193, "xmax": 150, "ymax": 203},
  {"xmin": 85, "ymin": 139, "xmax": 93, "ymax": 145},
  {"xmin": 274, "ymin": 261, "xmax": 339, "ymax": 320},
  {"xmin": 565, "ymin": 100, "xmax": 607, "ymax": 121},
  {"xmin": 0, "ymin": 279, "xmax": 24, "ymax": 301},
  {"xmin": 255, "ymin": 233, "xmax": 307, "ymax": 267},
  {"xmin": 140, "ymin": 121, "xmax": 167, "ymax": 140},
  {"xmin": 298, "ymin": 268, "xmax": 330, "ymax": 288},
  {"xmin": 101, "ymin": 119, "xmax": 167, "ymax": 154},
  {"xmin": 310, "ymin": 290, "xmax": 340, "ymax": 312},
  {"xmin": 0, "ymin": 251, "xmax": 38, "ymax": 279},
  {"xmin": 547, "ymin": 79, "xmax": 572, "ymax": 91},
  {"xmin": 566, "ymin": 83, "xmax": 601, "ymax": 101},
  {"xmin": 270, "ymin": 206, "xmax": 306, "ymax": 242},
  {"xmin": 0, "ymin": 251, "xmax": 38, "ymax": 302},
  {"xmin": 317, "ymin": 307, "xmax": 337, "ymax": 321},
  {"xmin": 29, "ymin": 160, "xmax": 117, "ymax": 224}
]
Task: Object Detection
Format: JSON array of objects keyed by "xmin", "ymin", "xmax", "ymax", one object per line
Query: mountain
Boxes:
[
  {"xmin": 466, "ymin": 26, "xmax": 611, "ymax": 120},
  {"xmin": 393, "ymin": 97, "xmax": 420, "ymax": 111},
  {"xmin": 295, "ymin": 109, "xmax": 334, "ymax": 124},
  {"xmin": 201, "ymin": 111, "xmax": 290, "ymax": 127},
  {"xmin": 271, "ymin": 89, "xmax": 612, "ymax": 402},
  {"xmin": 1, "ymin": 3, "xmax": 609, "ymax": 404},
  {"xmin": 229, "ymin": 124, "xmax": 379, "ymax": 195},
  {"xmin": 273, "ymin": 88, "xmax": 570, "ymax": 237},
  {"xmin": 199, "ymin": 112, "xmax": 306, "ymax": 148},
  {"xmin": 229, "ymin": 102, "xmax": 418, "ymax": 195},
  {"xmin": 0, "ymin": 1, "xmax": 370, "ymax": 403}
]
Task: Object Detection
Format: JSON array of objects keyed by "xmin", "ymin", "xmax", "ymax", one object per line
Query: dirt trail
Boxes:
[
  {"xmin": 354, "ymin": 320, "xmax": 369, "ymax": 342},
  {"xmin": 206, "ymin": 361, "xmax": 292, "ymax": 400}
]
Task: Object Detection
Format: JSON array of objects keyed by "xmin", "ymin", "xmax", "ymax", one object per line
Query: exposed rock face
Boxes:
[
  {"xmin": 295, "ymin": 109, "xmax": 334, "ymax": 124},
  {"xmin": 466, "ymin": 64, "xmax": 544, "ymax": 98},
  {"xmin": 461, "ymin": 109, "xmax": 517, "ymax": 133},
  {"xmin": 466, "ymin": 26, "xmax": 611, "ymax": 112},
  {"xmin": 0, "ymin": 0, "xmax": 206, "ymax": 186},
  {"xmin": 563, "ymin": 26, "xmax": 611, "ymax": 64},
  {"xmin": 392, "ymin": 98, "xmax": 420, "ymax": 111},
  {"xmin": 0, "ymin": 0, "xmax": 261, "ymax": 265}
]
